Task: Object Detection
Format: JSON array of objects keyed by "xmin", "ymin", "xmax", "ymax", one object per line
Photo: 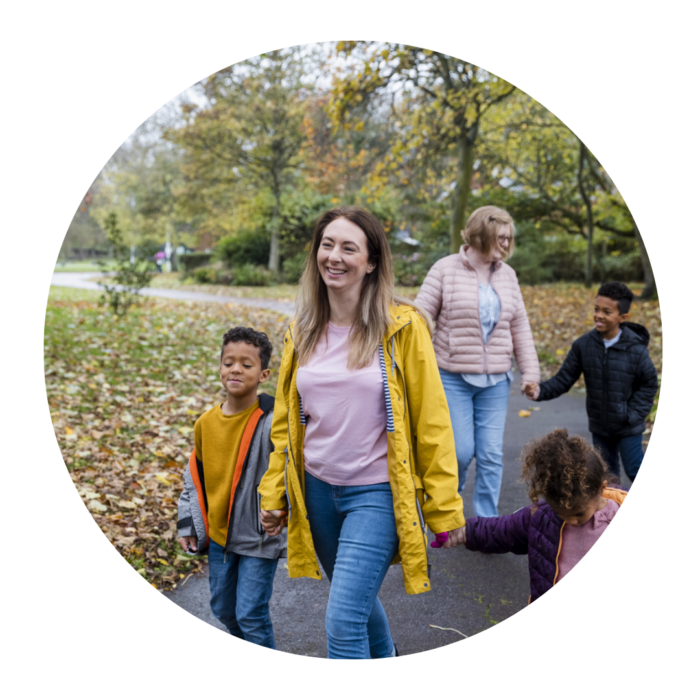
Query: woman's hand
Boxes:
[
  {"xmin": 260, "ymin": 509, "xmax": 287, "ymax": 537},
  {"xmin": 523, "ymin": 382, "xmax": 540, "ymax": 400},
  {"xmin": 441, "ymin": 526, "xmax": 466, "ymax": 549}
]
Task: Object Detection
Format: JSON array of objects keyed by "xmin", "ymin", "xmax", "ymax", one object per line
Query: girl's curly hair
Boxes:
[{"xmin": 521, "ymin": 429, "xmax": 613, "ymax": 509}]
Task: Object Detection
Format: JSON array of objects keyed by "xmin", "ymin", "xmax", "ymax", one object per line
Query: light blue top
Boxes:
[
  {"xmin": 461, "ymin": 282, "xmax": 513, "ymax": 388},
  {"xmin": 603, "ymin": 330, "xmax": 622, "ymax": 349}
]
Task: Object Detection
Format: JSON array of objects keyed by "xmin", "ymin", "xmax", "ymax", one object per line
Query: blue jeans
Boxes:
[
  {"xmin": 592, "ymin": 433, "xmax": 644, "ymax": 482},
  {"xmin": 207, "ymin": 541, "xmax": 278, "ymax": 648},
  {"xmin": 439, "ymin": 368, "xmax": 510, "ymax": 517},
  {"xmin": 304, "ymin": 471, "xmax": 399, "ymax": 659}
]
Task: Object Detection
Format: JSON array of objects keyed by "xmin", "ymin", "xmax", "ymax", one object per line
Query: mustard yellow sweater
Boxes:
[{"xmin": 194, "ymin": 401, "xmax": 259, "ymax": 546}]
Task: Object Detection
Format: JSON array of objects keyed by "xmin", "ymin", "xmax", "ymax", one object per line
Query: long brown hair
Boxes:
[{"xmin": 294, "ymin": 206, "xmax": 432, "ymax": 368}]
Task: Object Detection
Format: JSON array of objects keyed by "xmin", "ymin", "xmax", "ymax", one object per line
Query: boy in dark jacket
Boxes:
[
  {"xmin": 177, "ymin": 327, "xmax": 285, "ymax": 648},
  {"xmin": 524, "ymin": 282, "xmax": 658, "ymax": 482}
]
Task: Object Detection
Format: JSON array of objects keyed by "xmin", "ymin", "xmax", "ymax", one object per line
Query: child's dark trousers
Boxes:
[{"xmin": 592, "ymin": 433, "xmax": 644, "ymax": 482}]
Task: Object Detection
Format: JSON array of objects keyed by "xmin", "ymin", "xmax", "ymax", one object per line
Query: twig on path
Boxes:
[
  {"xmin": 180, "ymin": 573, "xmax": 194, "ymax": 588},
  {"xmin": 429, "ymin": 624, "xmax": 468, "ymax": 638}
]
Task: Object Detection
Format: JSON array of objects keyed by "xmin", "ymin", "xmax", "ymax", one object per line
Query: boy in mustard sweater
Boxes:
[{"xmin": 177, "ymin": 327, "xmax": 285, "ymax": 648}]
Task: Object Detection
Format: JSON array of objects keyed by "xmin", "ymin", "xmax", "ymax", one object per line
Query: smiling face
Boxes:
[
  {"xmin": 316, "ymin": 217, "xmax": 375, "ymax": 296},
  {"xmin": 594, "ymin": 295, "xmax": 629, "ymax": 340},
  {"xmin": 219, "ymin": 341, "xmax": 268, "ymax": 402}
]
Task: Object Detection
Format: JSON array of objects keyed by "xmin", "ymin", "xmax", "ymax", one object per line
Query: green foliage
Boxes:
[
  {"xmin": 281, "ymin": 252, "xmax": 308, "ymax": 284},
  {"xmin": 508, "ymin": 223, "xmax": 644, "ymax": 286},
  {"xmin": 232, "ymin": 264, "xmax": 275, "ymax": 287},
  {"xmin": 215, "ymin": 230, "xmax": 270, "ymax": 268},
  {"xmin": 97, "ymin": 212, "xmax": 157, "ymax": 315},
  {"xmin": 190, "ymin": 267, "xmax": 218, "ymax": 284},
  {"xmin": 178, "ymin": 252, "xmax": 213, "ymax": 272}
]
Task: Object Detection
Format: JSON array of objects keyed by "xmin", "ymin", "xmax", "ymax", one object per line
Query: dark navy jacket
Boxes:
[{"xmin": 536, "ymin": 322, "xmax": 658, "ymax": 437}]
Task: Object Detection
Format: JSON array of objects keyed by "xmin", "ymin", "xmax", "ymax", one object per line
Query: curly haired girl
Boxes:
[{"xmin": 438, "ymin": 428, "xmax": 627, "ymax": 603}]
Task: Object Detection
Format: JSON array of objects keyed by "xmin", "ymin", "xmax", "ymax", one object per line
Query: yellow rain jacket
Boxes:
[{"xmin": 258, "ymin": 305, "xmax": 465, "ymax": 594}]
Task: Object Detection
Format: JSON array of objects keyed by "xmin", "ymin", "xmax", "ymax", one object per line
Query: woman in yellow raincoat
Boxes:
[{"xmin": 259, "ymin": 207, "xmax": 465, "ymax": 659}]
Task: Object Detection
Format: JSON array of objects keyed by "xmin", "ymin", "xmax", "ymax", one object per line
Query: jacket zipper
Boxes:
[
  {"xmin": 389, "ymin": 333, "xmax": 431, "ymax": 581},
  {"xmin": 552, "ymin": 521, "xmax": 565, "ymax": 585},
  {"xmin": 602, "ymin": 346, "xmax": 609, "ymax": 428}
]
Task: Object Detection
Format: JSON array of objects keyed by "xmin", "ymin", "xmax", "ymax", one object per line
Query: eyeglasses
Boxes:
[{"xmin": 498, "ymin": 235, "xmax": 512, "ymax": 246}]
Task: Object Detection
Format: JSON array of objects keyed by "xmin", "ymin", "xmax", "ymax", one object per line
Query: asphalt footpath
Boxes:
[{"xmin": 165, "ymin": 373, "xmax": 633, "ymax": 657}]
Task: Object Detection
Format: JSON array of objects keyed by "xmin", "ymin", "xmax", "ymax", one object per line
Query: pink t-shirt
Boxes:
[
  {"xmin": 296, "ymin": 322, "xmax": 389, "ymax": 486},
  {"xmin": 556, "ymin": 498, "xmax": 621, "ymax": 581}
]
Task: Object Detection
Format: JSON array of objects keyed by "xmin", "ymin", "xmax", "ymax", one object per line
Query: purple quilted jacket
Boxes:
[{"xmin": 465, "ymin": 487, "xmax": 626, "ymax": 603}]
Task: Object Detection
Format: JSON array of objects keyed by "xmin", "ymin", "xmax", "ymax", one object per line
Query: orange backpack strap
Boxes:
[
  {"xmin": 189, "ymin": 449, "xmax": 209, "ymax": 548},
  {"xmin": 227, "ymin": 406, "xmax": 265, "ymax": 525}
]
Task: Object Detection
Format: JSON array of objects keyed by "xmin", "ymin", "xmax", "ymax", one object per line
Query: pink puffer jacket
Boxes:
[{"xmin": 415, "ymin": 246, "xmax": 540, "ymax": 383}]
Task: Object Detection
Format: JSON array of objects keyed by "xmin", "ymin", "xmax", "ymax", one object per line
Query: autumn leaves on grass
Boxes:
[{"xmin": 45, "ymin": 287, "xmax": 288, "ymax": 591}]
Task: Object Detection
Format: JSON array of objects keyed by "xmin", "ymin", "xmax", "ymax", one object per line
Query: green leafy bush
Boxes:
[
  {"xmin": 282, "ymin": 252, "xmax": 308, "ymax": 284},
  {"xmin": 97, "ymin": 212, "xmax": 156, "ymax": 315},
  {"xmin": 232, "ymin": 264, "xmax": 275, "ymax": 287},
  {"xmin": 178, "ymin": 253, "xmax": 213, "ymax": 272},
  {"xmin": 216, "ymin": 230, "xmax": 270, "ymax": 268},
  {"xmin": 190, "ymin": 267, "xmax": 218, "ymax": 284}
]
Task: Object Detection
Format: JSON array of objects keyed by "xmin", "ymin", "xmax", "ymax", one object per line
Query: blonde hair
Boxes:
[
  {"xmin": 294, "ymin": 206, "xmax": 433, "ymax": 369},
  {"xmin": 461, "ymin": 205, "xmax": 515, "ymax": 260}
]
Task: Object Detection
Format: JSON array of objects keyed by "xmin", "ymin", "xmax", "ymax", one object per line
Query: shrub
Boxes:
[
  {"xmin": 190, "ymin": 267, "xmax": 217, "ymax": 284},
  {"xmin": 232, "ymin": 264, "xmax": 275, "ymax": 287},
  {"xmin": 216, "ymin": 230, "xmax": 270, "ymax": 268},
  {"xmin": 508, "ymin": 244, "xmax": 557, "ymax": 285},
  {"xmin": 393, "ymin": 252, "xmax": 434, "ymax": 287},
  {"xmin": 282, "ymin": 252, "xmax": 308, "ymax": 284},
  {"xmin": 178, "ymin": 253, "xmax": 213, "ymax": 272},
  {"xmin": 97, "ymin": 212, "xmax": 156, "ymax": 315}
]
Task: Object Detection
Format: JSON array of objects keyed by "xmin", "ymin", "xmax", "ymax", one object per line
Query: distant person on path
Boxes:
[
  {"xmin": 525, "ymin": 282, "xmax": 658, "ymax": 482},
  {"xmin": 177, "ymin": 327, "xmax": 285, "ymax": 648},
  {"xmin": 258, "ymin": 206, "xmax": 465, "ymax": 659},
  {"xmin": 416, "ymin": 205, "xmax": 540, "ymax": 517}
]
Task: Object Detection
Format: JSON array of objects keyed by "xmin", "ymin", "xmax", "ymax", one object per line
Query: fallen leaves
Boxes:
[
  {"xmin": 45, "ymin": 286, "xmax": 288, "ymax": 591},
  {"xmin": 518, "ymin": 410, "xmax": 532, "ymax": 418}
]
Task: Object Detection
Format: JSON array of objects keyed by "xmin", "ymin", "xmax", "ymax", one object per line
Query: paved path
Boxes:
[
  {"xmin": 165, "ymin": 373, "xmax": 632, "ymax": 657},
  {"xmin": 50, "ymin": 272, "xmax": 296, "ymax": 316}
]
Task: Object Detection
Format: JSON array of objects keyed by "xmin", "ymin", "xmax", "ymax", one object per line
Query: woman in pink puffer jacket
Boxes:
[{"xmin": 416, "ymin": 206, "xmax": 539, "ymax": 517}]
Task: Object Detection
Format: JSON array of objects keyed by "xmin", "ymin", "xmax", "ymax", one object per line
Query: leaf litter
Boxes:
[{"xmin": 45, "ymin": 287, "xmax": 288, "ymax": 591}]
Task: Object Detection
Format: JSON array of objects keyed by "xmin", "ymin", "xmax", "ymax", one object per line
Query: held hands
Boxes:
[
  {"xmin": 523, "ymin": 382, "xmax": 540, "ymax": 400},
  {"xmin": 260, "ymin": 509, "xmax": 288, "ymax": 537},
  {"xmin": 178, "ymin": 536, "xmax": 197, "ymax": 554},
  {"xmin": 431, "ymin": 526, "xmax": 466, "ymax": 549}
]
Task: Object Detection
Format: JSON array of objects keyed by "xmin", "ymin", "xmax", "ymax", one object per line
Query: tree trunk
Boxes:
[
  {"xmin": 634, "ymin": 222, "xmax": 656, "ymax": 299},
  {"xmin": 577, "ymin": 140, "xmax": 594, "ymax": 288},
  {"xmin": 601, "ymin": 235, "xmax": 608, "ymax": 281},
  {"xmin": 268, "ymin": 190, "xmax": 282, "ymax": 274},
  {"xmin": 450, "ymin": 135, "xmax": 475, "ymax": 254}
]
